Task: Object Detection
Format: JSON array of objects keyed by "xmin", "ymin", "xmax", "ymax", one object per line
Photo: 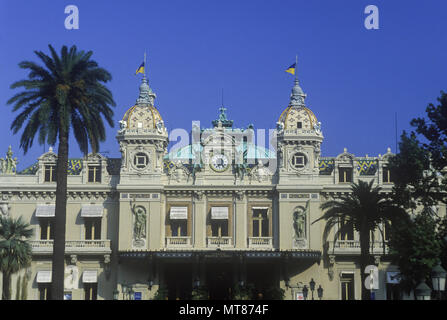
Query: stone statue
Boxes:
[
  {"xmin": 191, "ymin": 163, "xmax": 202, "ymax": 184},
  {"xmin": 249, "ymin": 160, "xmax": 272, "ymax": 183},
  {"xmin": 0, "ymin": 202, "xmax": 9, "ymax": 216},
  {"xmin": 276, "ymin": 121, "xmax": 284, "ymax": 133},
  {"xmin": 234, "ymin": 163, "xmax": 247, "ymax": 181},
  {"xmin": 293, "ymin": 201, "xmax": 309, "ymax": 239},
  {"xmin": 0, "ymin": 146, "xmax": 18, "ymax": 175},
  {"xmin": 156, "ymin": 120, "xmax": 164, "ymax": 133},
  {"xmin": 132, "ymin": 204, "xmax": 147, "ymax": 240},
  {"xmin": 119, "ymin": 120, "xmax": 127, "ymax": 130},
  {"xmin": 170, "ymin": 161, "xmax": 188, "ymax": 183}
]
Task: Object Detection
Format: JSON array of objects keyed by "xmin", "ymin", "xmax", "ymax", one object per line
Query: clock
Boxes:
[{"xmin": 210, "ymin": 154, "xmax": 229, "ymax": 172}]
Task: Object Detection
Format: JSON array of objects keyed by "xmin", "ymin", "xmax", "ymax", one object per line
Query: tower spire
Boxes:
[
  {"xmin": 289, "ymin": 54, "xmax": 307, "ymax": 107},
  {"xmin": 136, "ymin": 51, "xmax": 156, "ymax": 106}
]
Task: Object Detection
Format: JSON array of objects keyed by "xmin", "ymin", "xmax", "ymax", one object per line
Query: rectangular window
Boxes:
[
  {"xmin": 340, "ymin": 273, "xmax": 355, "ymax": 300},
  {"xmin": 171, "ymin": 221, "xmax": 187, "ymax": 237},
  {"xmin": 85, "ymin": 218, "xmax": 101, "ymax": 240},
  {"xmin": 44, "ymin": 165, "xmax": 56, "ymax": 182},
  {"xmin": 84, "ymin": 283, "xmax": 97, "ymax": 300},
  {"xmin": 88, "ymin": 165, "xmax": 101, "ymax": 183},
  {"xmin": 383, "ymin": 167, "xmax": 393, "ymax": 183},
  {"xmin": 211, "ymin": 220, "xmax": 228, "ymax": 237},
  {"xmin": 297, "ymin": 122, "xmax": 302, "ymax": 129},
  {"xmin": 39, "ymin": 218, "xmax": 54, "ymax": 240},
  {"xmin": 338, "ymin": 218, "xmax": 354, "ymax": 241},
  {"xmin": 339, "ymin": 168, "xmax": 353, "ymax": 183},
  {"xmin": 39, "ymin": 284, "xmax": 51, "ymax": 300},
  {"xmin": 252, "ymin": 209, "xmax": 269, "ymax": 237}
]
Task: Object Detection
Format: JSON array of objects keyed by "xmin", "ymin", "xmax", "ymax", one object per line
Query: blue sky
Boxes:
[{"xmin": 0, "ymin": 0, "xmax": 446, "ymax": 170}]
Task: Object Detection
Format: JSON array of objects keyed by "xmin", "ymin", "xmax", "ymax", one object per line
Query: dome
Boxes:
[
  {"xmin": 121, "ymin": 104, "xmax": 164, "ymax": 130},
  {"xmin": 119, "ymin": 75, "xmax": 165, "ymax": 131},
  {"xmin": 278, "ymin": 77, "xmax": 318, "ymax": 130},
  {"xmin": 278, "ymin": 105, "xmax": 318, "ymax": 130}
]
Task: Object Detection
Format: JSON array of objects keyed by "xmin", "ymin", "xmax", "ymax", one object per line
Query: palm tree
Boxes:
[
  {"xmin": 312, "ymin": 180, "xmax": 404, "ymax": 300},
  {"xmin": 7, "ymin": 45, "xmax": 116, "ymax": 299},
  {"xmin": 0, "ymin": 216, "xmax": 33, "ymax": 300}
]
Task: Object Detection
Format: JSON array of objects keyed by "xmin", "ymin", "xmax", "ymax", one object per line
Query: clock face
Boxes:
[{"xmin": 210, "ymin": 154, "xmax": 229, "ymax": 172}]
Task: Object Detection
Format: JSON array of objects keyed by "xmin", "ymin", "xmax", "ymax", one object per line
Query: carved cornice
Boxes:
[{"xmin": 1, "ymin": 190, "xmax": 117, "ymax": 202}]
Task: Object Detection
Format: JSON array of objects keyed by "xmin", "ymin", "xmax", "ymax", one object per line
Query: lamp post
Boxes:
[
  {"xmin": 317, "ymin": 285, "xmax": 324, "ymax": 300},
  {"xmin": 302, "ymin": 280, "xmax": 323, "ymax": 300},
  {"xmin": 309, "ymin": 278, "xmax": 316, "ymax": 300},
  {"xmin": 122, "ymin": 285, "xmax": 135, "ymax": 300},
  {"xmin": 415, "ymin": 281, "xmax": 432, "ymax": 300},
  {"xmin": 431, "ymin": 263, "xmax": 446, "ymax": 300},
  {"xmin": 122, "ymin": 285, "xmax": 128, "ymax": 300},
  {"xmin": 302, "ymin": 285, "xmax": 308, "ymax": 300}
]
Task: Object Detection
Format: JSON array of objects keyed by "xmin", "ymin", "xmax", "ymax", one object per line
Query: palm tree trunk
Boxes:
[
  {"xmin": 359, "ymin": 225, "xmax": 371, "ymax": 300},
  {"xmin": 51, "ymin": 128, "xmax": 69, "ymax": 300},
  {"xmin": 2, "ymin": 272, "xmax": 11, "ymax": 300}
]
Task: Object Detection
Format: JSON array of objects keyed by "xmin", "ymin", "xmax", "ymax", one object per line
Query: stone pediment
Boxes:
[
  {"xmin": 336, "ymin": 148, "xmax": 355, "ymax": 164},
  {"xmin": 38, "ymin": 147, "xmax": 57, "ymax": 162}
]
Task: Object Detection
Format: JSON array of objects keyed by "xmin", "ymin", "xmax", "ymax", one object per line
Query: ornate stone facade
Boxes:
[{"xmin": 0, "ymin": 66, "xmax": 432, "ymax": 301}]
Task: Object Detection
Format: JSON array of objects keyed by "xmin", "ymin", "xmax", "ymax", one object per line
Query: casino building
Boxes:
[{"xmin": 0, "ymin": 66, "xmax": 420, "ymax": 300}]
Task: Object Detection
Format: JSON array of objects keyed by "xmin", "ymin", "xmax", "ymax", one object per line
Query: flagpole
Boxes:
[
  {"xmin": 295, "ymin": 54, "xmax": 298, "ymax": 81},
  {"xmin": 144, "ymin": 51, "xmax": 147, "ymax": 79}
]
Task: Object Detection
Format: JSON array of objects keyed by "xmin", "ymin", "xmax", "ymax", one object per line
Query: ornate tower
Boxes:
[
  {"xmin": 276, "ymin": 63, "xmax": 323, "ymax": 182},
  {"xmin": 276, "ymin": 59, "xmax": 324, "ymax": 251},
  {"xmin": 116, "ymin": 73, "xmax": 168, "ymax": 182}
]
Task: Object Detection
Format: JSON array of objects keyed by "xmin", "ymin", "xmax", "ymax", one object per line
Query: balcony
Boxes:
[
  {"xmin": 30, "ymin": 240, "xmax": 112, "ymax": 255},
  {"xmin": 206, "ymin": 237, "xmax": 233, "ymax": 248},
  {"xmin": 328, "ymin": 240, "xmax": 389, "ymax": 255},
  {"xmin": 248, "ymin": 237, "xmax": 273, "ymax": 249},
  {"xmin": 166, "ymin": 236, "xmax": 192, "ymax": 249}
]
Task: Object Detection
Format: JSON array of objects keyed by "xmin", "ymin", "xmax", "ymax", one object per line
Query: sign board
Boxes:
[
  {"xmin": 134, "ymin": 292, "xmax": 142, "ymax": 300},
  {"xmin": 36, "ymin": 270, "xmax": 52, "ymax": 283},
  {"xmin": 82, "ymin": 270, "xmax": 98, "ymax": 283},
  {"xmin": 295, "ymin": 292, "xmax": 305, "ymax": 300}
]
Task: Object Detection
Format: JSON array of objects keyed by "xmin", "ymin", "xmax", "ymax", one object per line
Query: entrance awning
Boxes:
[
  {"xmin": 170, "ymin": 207, "xmax": 188, "ymax": 220},
  {"xmin": 37, "ymin": 271, "xmax": 52, "ymax": 283},
  {"xmin": 81, "ymin": 205, "xmax": 103, "ymax": 217},
  {"xmin": 36, "ymin": 205, "xmax": 55, "ymax": 217},
  {"xmin": 119, "ymin": 250, "xmax": 321, "ymax": 262},
  {"xmin": 82, "ymin": 270, "xmax": 98, "ymax": 283},
  {"xmin": 211, "ymin": 207, "xmax": 228, "ymax": 219}
]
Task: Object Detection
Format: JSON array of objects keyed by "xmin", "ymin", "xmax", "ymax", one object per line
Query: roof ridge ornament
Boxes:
[
  {"xmin": 0, "ymin": 145, "xmax": 18, "ymax": 175},
  {"xmin": 212, "ymin": 106, "xmax": 233, "ymax": 128}
]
